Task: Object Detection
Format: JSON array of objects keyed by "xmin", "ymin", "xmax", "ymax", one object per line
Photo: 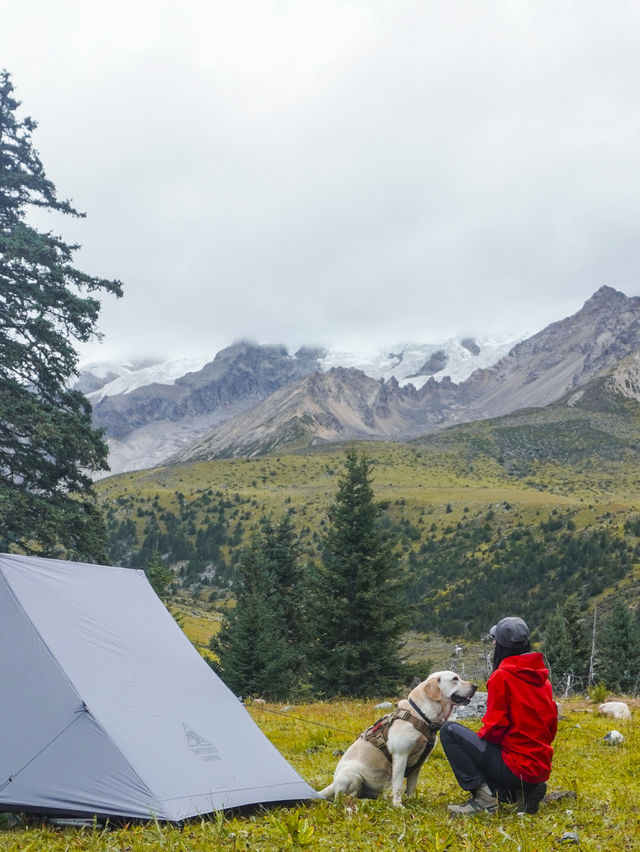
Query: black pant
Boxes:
[{"xmin": 439, "ymin": 721, "xmax": 525, "ymax": 795}]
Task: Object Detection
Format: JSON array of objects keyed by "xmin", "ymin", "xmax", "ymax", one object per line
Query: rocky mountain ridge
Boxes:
[
  {"xmin": 83, "ymin": 336, "xmax": 516, "ymax": 474},
  {"xmin": 169, "ymin": 287, "xmax": 640, "ymax": 462},
  {"xmin": 83, "ymin": 286, "xmax": 640, "ymax": 473},
  {"xmin": 170, "ymin": 368, "xmax": 421, "ymax": 462}
]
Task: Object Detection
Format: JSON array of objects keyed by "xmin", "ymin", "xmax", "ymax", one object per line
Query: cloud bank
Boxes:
[{"xmin": 3, "ymin": 1, "xmax": 640, "ymax": 363}]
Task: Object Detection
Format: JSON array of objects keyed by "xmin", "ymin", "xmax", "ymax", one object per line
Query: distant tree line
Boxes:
[
  {"xmin": 544, "ymin": 596, "xmax": 640, "ymax": 696},
  {"xmin": 104, "ymin": 489, "xmax": 242, "ymax": 588}
]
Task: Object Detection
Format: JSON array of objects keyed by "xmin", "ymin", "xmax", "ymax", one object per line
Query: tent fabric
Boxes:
[{"xmin": 0, "ymin": 553, "xmax": 318, "ymax": 821}]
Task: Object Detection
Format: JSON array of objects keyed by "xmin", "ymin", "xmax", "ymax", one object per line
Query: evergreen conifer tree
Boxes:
[
  {"xmin": 598, "ymin": 599, "xmax": 640, "ymax": 694},
  {"xmin": 543, "ymin": 608, "xmax": 575, "ymax": 690},
  {"xmin": 308, "ymin": 447, "xmax": 410, "ymax": 697},
  {"xmin": 562, "ymin": 596, "xmax": 587, "ymax": 668},
  {"xmin": 212, "ymin": 517, "xmax": 305, "ymax": 700},
  {"xmin": 145, "ymin": 551, "xmax": 175, "ymax": 602},
  {"xmin": 543, "ymin": 596, "xmax": 588, "ymax": 691},
  {"xmin": 0, "ymin": 71, "xmax": 122, "ymax": 559},
  {"xmin": 261, "ymin": 514, "xmax": 307, "ymax": 676}
]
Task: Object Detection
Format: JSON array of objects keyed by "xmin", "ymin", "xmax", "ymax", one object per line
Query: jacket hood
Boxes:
[{"xmin": 497, "ymin": 651, "xmax": 550, "ymax": 685}]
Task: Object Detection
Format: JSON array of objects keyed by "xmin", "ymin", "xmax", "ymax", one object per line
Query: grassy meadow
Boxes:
[
  {"xmin": 1, "ymin": 696, "xmax": 638, "ymax": 851},
  {"xmin": 96, "ymin": 432, "xmax": 640, "ymax": 562}
]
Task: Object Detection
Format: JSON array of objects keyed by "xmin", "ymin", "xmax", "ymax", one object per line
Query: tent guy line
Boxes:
[
  {"xmin": 0, "ymin": 712, "xmax": 84, "ymax": 794},
  {"xmin": 246, "ymin": 701, "xmax": 359, "ymax": 739}
]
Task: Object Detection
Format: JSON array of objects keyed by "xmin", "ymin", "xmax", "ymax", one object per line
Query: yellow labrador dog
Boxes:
[{"xmin": 319, "ymin": 671, "xmax": 477, "ymax": 807}]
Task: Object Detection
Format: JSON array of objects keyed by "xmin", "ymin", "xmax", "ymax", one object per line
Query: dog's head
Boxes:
[{"xmin": 409, "ymin": 671, "xmax": 477, "ymax": 724}]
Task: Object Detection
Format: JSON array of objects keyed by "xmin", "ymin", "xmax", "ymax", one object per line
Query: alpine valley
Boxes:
[{"xmin": 91, "ymin": 286, "xmax": 640, "ymax": 650}]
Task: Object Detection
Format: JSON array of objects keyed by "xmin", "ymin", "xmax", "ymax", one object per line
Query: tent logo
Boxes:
[{"xmin": 183, "ymin": 723, "xmax": 221, "ymax": 762}]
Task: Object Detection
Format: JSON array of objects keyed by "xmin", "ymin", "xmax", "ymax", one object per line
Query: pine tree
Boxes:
[
  {"xmin": 308, "ymin": 447, "xmax": 411, "ymax": 697},
  {"xmin": 0, "ymin": 71, "xmax": 122, "ymax": 559},
  {"xmin": 260, "ymin": 514, "xmax": 307, "ymax": 671},
  {"xmin": 562, "ymin": 596, "xmax": 587, "ymax": 666},
  {"xmin": 543, "ymin": 609, "xmax": 575, "ymax": 690},
  {"xmin": 598, "ymin": 599, "xmax": 640, "ymax": 694},
  {"xmin": 212, "ymin": 520, "xmax": 302, "ymax": 701},
  {"xmin": 544, "ymin": 596, "xmax": 588, "ymax": 691},
  {"xmin": 145, "ymin": 551, "xmax": 175, "ymax": 602}
]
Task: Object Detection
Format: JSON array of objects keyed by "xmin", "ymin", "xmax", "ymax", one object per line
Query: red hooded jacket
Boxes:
[{"xmin": 478, "ymin": 652, "xmax": 557, "ymax": 782}]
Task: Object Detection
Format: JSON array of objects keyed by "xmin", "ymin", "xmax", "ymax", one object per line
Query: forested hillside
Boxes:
[{"xmin": 97, "ymin": 385, "xmax": 640, "ymax": 645}]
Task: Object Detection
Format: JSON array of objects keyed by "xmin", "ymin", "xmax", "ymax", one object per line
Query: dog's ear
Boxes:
[{"xmin": 423, "ymin": 676, "xmax": 442, "ymax": 701}]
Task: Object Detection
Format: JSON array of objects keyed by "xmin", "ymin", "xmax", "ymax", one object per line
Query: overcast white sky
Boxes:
[{"xmin": 4, "ymin": 1, "xmax": 640, "ymax": 364}]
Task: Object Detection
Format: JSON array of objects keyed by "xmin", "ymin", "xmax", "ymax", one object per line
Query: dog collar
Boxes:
[{"xmin": 409, "ymin": 698, "xmax": 440, "ymax": 731}]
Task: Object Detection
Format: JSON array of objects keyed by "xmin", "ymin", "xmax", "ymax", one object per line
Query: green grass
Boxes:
[{"xmin": 1, "ymin": 698, "xmax": 639, "ymax": 850}]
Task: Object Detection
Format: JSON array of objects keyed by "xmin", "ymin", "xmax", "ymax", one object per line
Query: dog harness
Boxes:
[{"xmin": 361, "ymin": 702, "xmax": 440, "ymax": 776}]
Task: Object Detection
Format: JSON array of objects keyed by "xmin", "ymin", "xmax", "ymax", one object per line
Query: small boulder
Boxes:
[
  {"xmin": 603, "ymin": 729, "xmax": 624, "ymax": 744},
  {"xmin": 598, "ymin": 701, "xmax": 631, "ymax": 721},
  {"xmin": 453, "ymin": 691, "xmax": 488, "ymax": 720},
  {"xmin": 375, "ymin": 701, "xmax": 394, "ymax": 709}
]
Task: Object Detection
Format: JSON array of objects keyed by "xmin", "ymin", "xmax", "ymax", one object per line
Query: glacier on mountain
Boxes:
[
  {"xmin": 78, "ymin": 335, "xmax": 524, "ymax": 400},
  {"xmin": 81, "ymin": 354, "xmax": 214, "ymax": 402},
  {"xmin": 318, "ymin": 335, "xmax": 523, "ymax": 388}
]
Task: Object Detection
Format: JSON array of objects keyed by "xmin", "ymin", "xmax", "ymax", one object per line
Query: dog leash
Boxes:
[{"xmin": 244, "ymin": 700, "xmax": 360, "ymax": 737}]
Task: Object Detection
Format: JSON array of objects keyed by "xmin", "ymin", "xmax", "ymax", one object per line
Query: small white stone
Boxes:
[{"xmin": 603, "ymin": 729, "xmax": 624, "ymax": 743}]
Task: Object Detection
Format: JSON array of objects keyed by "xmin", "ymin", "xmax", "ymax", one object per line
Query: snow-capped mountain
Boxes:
[
  {"xmin": 168, "ymin": 286, "xmax": 640, "ymax": 463},
  {"xmin": 77, "ymin": 354, "xmax": 215, "ymax": 403},
  {"xmin": 78, "ymin": 335, "xmax": 522, "ymax": 403},
  {"xmin": 76, "ymin": 335, "xmax": 519, "ymax": 476},
  {"xmin": 317, "ymin": 335, "xmax": 522, "ymax": 388}
]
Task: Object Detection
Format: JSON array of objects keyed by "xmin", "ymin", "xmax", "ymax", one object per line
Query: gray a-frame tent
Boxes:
[{"xmin": 0, "ymin": 553, "xmax": 318, "ymax": 821}]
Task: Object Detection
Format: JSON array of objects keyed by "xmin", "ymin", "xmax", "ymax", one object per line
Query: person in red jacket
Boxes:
[{"xmin": 440, "ymin": 616, "xmax": 558, "ymax": 816}]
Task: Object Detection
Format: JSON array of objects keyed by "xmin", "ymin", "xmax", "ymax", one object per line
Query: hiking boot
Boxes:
[
  {"xmin": 497, "ymin": 788, "xmax": 518, "ymax": 805},
  {"xmin": 447, "ymin": 786, "xmax": 498, "ymax": 816},
  {"xmin": 521, "ymin": 782, "xmax": 547, "ymax": 814}
]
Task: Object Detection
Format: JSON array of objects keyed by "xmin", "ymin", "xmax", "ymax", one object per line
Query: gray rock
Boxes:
[
  {"xmin": 461, "ymin": 338, "xmax": 481, "ymax": 356},
  {"xmin": 452, "ymin": 691, "xmax": 487, "ymax": 720},
  {"xmin": 603, "ymin": 729, "xmax": 624, "ymax": 744}
]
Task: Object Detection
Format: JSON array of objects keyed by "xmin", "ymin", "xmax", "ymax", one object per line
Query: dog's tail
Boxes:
[{"xmin": 317, "ymin": 783, "xmax": 335, "ymax": 799}]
